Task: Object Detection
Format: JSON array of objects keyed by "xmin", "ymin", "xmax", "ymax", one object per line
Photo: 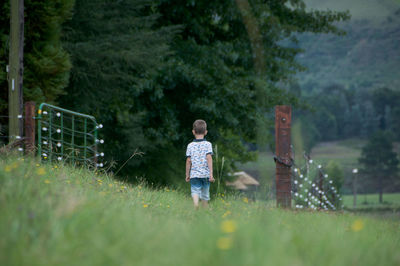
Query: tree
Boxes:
[
  {"xmin": 359, "ymin": 131, "xmax": 399, "ymax": 203},
  {"xmin": 326, "ymin": 160, "xmax": 344, "ymax": 194},
  {"xmin": 372, "ymin": 87, "xmax": 399, "ymax": 130},
  {"xmin": 61, "ymin": 0, "xmax": 349, "ymax": 184},
  {"xmin": 0, "ymin": 0, "xmax": 74, "ymax": 114}
]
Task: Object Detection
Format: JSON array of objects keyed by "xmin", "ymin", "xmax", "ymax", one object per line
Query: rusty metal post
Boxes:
[
  {"xmin": 275, "ymin": 106, "xmax": 292, "ymax": 208},
  {"xmin": 24, "ymin": 101, "xmax": 35, "ymax": 154}
]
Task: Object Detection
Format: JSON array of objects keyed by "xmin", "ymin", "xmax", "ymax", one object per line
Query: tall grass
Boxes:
[{"xmin": 1, "ymin": 156, "xmax": 400, "ymax": 266}]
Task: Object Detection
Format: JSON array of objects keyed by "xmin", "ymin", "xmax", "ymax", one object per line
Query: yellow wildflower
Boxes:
[
  {"xmin": 54, "ymin": 165, "xmax": 58, "ymax": 169},
  {"xmin": 221, "ymin": 220, "xmax": 237, "ymax": 233},
  {"xmin": 138, "ymin": 185, "xmax": 142, "ymax": 189},
  {"xmin": 217, "ymin": 237, "xmax": 233, "ymax": 250},
  {"xmin": 351, "ymin": 219, "xmax": 364, "ymax": 232},
  {"xmin": 36, "ymin": 167, "xmax": 46, "ymax": 176},
  {"xmin": 222, "ymin": 211, "xmax": 232, "ymax": 218},
  {"xmin": 44, "ymin": 179, "xmax": 51, "ymax": 184},
  {"xmin": 4, "ymin": 165, "xmax": 12, "ymax": 172},
  {"xmin": 36, "ymin": 163, "xmax": 40, "ymax": 167},
  {"xmin": 143, "ymin": 204, "xmax": 148, "ymax": 208},
  {"xmin": 167, "ymin": 205, "xmax": 170, "ymax": 208},
  {"xmin": 243, "ymin": 197, "xmax": 249, "ymax": 204}
]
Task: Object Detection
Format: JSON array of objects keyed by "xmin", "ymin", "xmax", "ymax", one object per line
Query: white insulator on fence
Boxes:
[
  {"xmin": 18, "ymin": 114, "xmax": 22, "ymax": 118},
  {"xmin": 18, "ymin": 147, "xmax": 23, "ymax": 151},
  {"xmin": 312, "ymin": 183, "xmax": 315, "ymax": 187},
  {"xmin": 56, "ymin": 129, "xmax": 61, "ymax": 133},
  {"xmin": 304, "ymin": 178, "xmax": 308, "ymax": 181},
  {"xmin": 57, "ymin": 157, "xmax": 62, "ymax": 161},
  {"xmin": 295, "ymin": 192, "xmax": 299, "ymax": 197},
  {"xmin": 294, "ymin": 168, "xmax": 298, "ymax": 172},
  {"xmin": 305, "ymin": 189, "xmax": 308, "ymax": 193},
  {"xmin": 100, "ymin": 139, "xmax": 104, "ymax": 144},
  {"xmin": 329, "ymin": 180, "xmax": 333, "ymax": 184},
  {"xmin": 299, "ymin": 184, "xmax": 303, "ymax": 188},
  {"xmin": 16, "ymin": 136, "xmax": 21, "ymax": 139},
  {"xmin": 100, "ymin": 152, "xmax": 104, "ymax": 157},
  {"xmin": 299, "ymin": 195, "xmax": 303, "ymax": 198},
  {"xmin": 42, "ymin": 127, "xmax": 47, "ymax": 131},
  {"xmin": 56, "ymin": 112, "xmax": 61, "ymax": 117},
  {"xmin": 42, "ymin": 153, "xmax": 47, "ymax": 157},
  {"xmin": 43, "ymin": 111, "xmax": 48, "ymax": 115},
  {"xmin": 57, "ymin": 142, "xmax": 62, "ymax": 147},
  {"xmin": 324, "ymin": 174, "xmax": 328, "ymax": 178},
  {"xmin": 318, "ymin": 165, "xmax": 322, "ymax": 169},
  {"xmin": 43, "ymin": 141, "xmax": 48, "ymax": 145},
  {"xmin": 299, "ymin": 174, "xmax": 303, "ymax": 178},
  {"xmin": 309, "ymin": 159, "xmax": 313, "ymax": 164}
]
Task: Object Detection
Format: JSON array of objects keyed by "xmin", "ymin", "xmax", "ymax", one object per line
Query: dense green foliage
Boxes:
[
  {"xmin": 293, "ymin": 86, "xmax": 400, "ymax": 152},
  {"xmin": 60, "ymin": 0, "xmax": 349, "ymax": 184},
  {"xmin": 1, "ymin": 156, "xmax": 400, "ymax": 265},
  {"xmin": 297, "ymin": 0, "xmax": 400, "ymax": 89},
  {"xmin": 359, "ymin": 131, "xmax": 399, "ymax": 201},
  {"xmin": 0, "ymin": 0, "xmax": 74, "ymax": 113}
]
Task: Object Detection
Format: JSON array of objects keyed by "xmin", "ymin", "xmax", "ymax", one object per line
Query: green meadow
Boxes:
[{"xmin": 1, "ymin": 156, "xmax": 400, "ymax": 266}]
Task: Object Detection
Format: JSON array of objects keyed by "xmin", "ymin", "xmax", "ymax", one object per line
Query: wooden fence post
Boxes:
[
  {"xmin": 318, "ymin": 170, "xmax": 323, "ymax": 209},
  {"xmin": 24, "ymin": 101, "xmax": 35, "ymax": 154},
  {"xmin": 275, "ymin": 106, "xmax": 292, "ymax": 208}
]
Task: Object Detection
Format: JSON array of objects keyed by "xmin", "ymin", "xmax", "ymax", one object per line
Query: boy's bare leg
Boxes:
[
  {"xmin": 201, "ymin": 200, "xmax": 208, "ymax": 209},
  {"xmin": 192, "ymin": 194, "xmax": 200, "ymax": 209}
]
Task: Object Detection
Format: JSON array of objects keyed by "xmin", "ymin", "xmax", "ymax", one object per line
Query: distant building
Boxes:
[{"xmin": 226, "ymin": 171, "xmax": 260, "ymax": 200}]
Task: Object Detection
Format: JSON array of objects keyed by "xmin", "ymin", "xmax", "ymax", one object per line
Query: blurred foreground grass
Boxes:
[{"xmin": 1, "ymin": 156, "xmax": 400, "ymax": 266}]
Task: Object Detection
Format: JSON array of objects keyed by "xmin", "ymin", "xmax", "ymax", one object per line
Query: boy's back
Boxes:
[{"xmin": 186, "ymin": 139, "xmax": 213, "ymax": 178}]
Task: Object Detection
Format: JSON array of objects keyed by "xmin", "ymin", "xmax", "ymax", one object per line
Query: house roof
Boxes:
[
  {"xmin": 233, "ymin": 171, "xmax": 260, "ymax": 186},
  {"xmin": 226, "ymin": 171, "xmax": 259, "ymax": 190}
]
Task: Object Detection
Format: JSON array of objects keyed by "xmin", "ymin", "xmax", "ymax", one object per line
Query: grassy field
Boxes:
[
  {"xmin": 1, "ymin": 156, "xmax": 400, "ymax": 265},
  {"xmin": 342, "ymin": 193, "xmax": 400, "ymax": 208}
]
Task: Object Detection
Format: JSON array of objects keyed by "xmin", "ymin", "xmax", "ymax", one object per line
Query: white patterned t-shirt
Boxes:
[{"xmin": 186, "ymin": 139, "xmax": 213, "ymax": 178}]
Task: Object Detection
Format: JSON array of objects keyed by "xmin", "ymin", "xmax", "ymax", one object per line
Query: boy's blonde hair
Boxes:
[{"xmin": 193, "ymin": 119, "xmax": 207, "ymax": 134}]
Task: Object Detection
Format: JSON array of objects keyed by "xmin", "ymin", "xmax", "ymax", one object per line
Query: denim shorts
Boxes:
[{"xmin": 190, "ymin": 178, "xmax": 210, "ymax": 201}]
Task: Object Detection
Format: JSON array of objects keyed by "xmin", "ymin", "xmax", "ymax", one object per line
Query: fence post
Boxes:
[
  {"xmin": 275, "ymin": 105, "xmax": 292, "ymax": 208},
  {"xmin": 24, "ymin": 101, "xmax": 35, "ymax": 154},
  {"xmin": 318, "ymin": 170, "xmax": 323, "ymax": 209}
]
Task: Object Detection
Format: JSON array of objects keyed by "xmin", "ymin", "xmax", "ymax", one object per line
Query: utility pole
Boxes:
[{"xmin": 8, "ymin": 0, "xmax": 24, "ymax": 143}]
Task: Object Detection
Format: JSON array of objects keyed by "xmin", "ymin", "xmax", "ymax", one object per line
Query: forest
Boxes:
[{"xmin": 1, "ymin": 0, "xmax": 398, "ymax": 192}]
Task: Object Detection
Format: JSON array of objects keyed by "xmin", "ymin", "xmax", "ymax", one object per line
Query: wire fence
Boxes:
[
  {"xmin": 0, "ymin": 103, "xmax": 105, "ymax": 168},
  {"xmin": 290, "ymin": 156, "xmax": 343, "ymax": 211},
  {"xmin": 37, "ymin": 103, "xmax": 104, "ymax": 167},
  {"xmin": 0, "ymin": 114, "xmax": 24, "ymax": 152}
]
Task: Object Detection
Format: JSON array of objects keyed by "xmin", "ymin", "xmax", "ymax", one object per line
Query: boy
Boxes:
[{"xmin": 185, "ymin": 119, "xmax": 215, "ymax": 209}]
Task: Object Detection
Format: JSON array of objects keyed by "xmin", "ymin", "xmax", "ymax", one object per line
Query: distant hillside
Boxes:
[{"xmin": 294, "ymin": 0, "xmax": 400, "ymax": 91}]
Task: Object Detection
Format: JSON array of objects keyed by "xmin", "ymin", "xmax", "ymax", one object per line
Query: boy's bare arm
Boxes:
[
  {"xmin": 185, "ymin": 157, "xmax": 191, "ymax": 182},
  {"xmin": 207, "ymin": 154, "xmax": 215, "ymax": 182}
]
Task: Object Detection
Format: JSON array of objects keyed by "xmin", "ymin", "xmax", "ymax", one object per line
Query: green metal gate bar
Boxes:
[{"xmin": 37, "ymin": 103, "xmax": 103, "ymax": 167}]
